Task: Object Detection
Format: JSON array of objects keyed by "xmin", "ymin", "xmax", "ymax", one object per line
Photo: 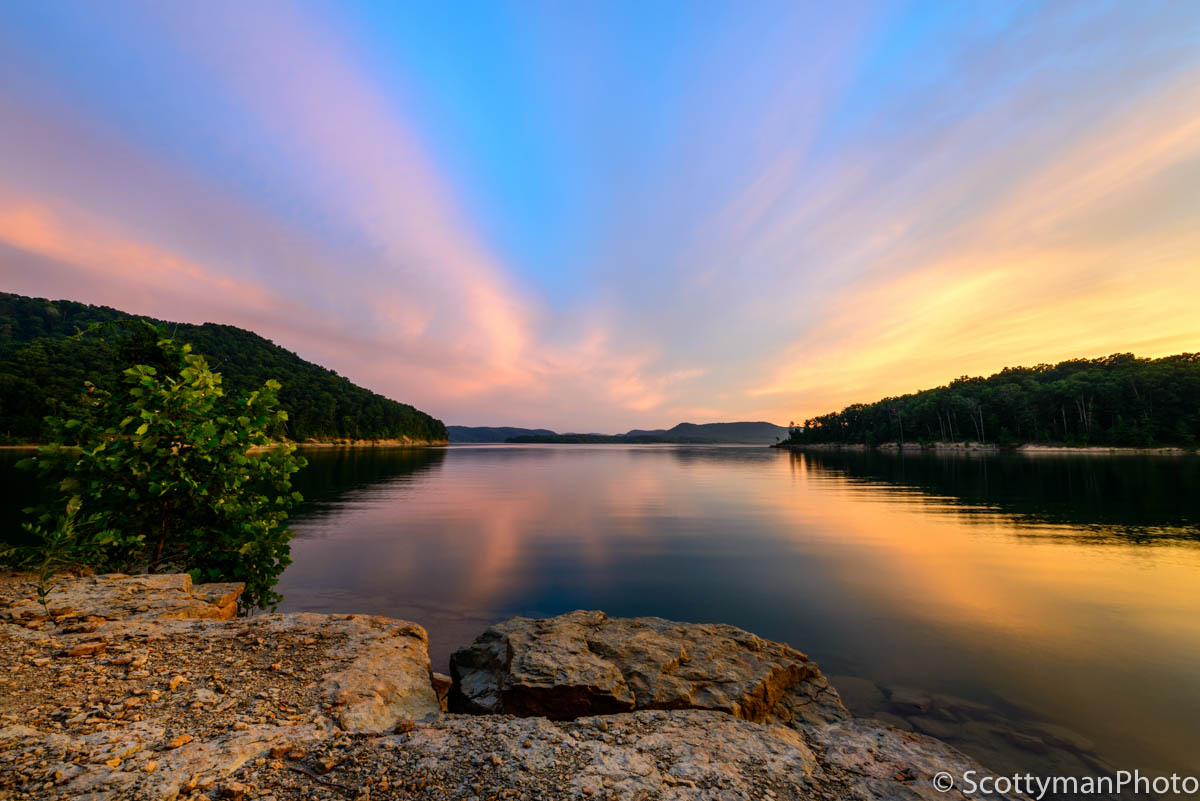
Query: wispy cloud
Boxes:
[{"xmin": 1, "ymin": 2, "xmax": 1197, "ymax": 429}]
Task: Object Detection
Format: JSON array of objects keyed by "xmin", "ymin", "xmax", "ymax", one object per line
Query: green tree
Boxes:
[{"xmin": 20, "ymin": 323, "xmax": 307, "ymax": 609}]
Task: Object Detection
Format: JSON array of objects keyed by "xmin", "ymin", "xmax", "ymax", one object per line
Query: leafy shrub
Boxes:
[{"xmin": 17, "ymin": 322, "xmax": 306, "ymax": 609}]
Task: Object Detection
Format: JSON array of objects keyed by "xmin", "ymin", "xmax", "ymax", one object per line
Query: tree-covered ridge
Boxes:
[
  {"xmin": 0, "ymin": 293, "xmax": 447, "ymax": 443},
  {"xmin": 786, "ymin": 353, "xmax": 1200, "ymax": 448}
]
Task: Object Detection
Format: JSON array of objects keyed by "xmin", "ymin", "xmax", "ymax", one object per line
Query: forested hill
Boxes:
[
  {"xmin": 786, "ymin": 353, "xmax": 1200, "ymax": 448},
  {"xmin": 0, "ymin": 293, "xmax": 447, "ymax": 443}
]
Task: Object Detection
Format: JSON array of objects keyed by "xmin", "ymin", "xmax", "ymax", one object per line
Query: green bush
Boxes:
[{"xmin": 16, "ymin": 322, "xmax": 306, "ymax": 609}]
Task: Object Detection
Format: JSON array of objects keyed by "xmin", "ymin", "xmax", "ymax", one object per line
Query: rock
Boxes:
[
  {"xmin": 313, "ymin": 615, "xmax": 441, "ymax": 731},
  {"xmin": 908, "ymin": 715, "xmax": 962, "ymax": 741},
  {"xmin": 192, "ymin": 583, "xmax": 244, "ymax": 620},
  {"xmin": 810, "ymin": 718, "xmax": 1028, "ymax": 800},
  {"xmin": 450, "ymin": 610, "xmax": 848, "ymax": 724},
  {"xmin": 828, "ymin": 675, "xmax": 887, "ymax": 715},
  {"xmin": 431, "ymin": 671, "xmax": 452, "ymax": 711},
  {"xmin": 767, "ymin": 669, "xmax": 851, "ymax": 728},
  {"xmin": 885, "ymin": 686, "xmax": 933, "ymax": 715},
  {"xmin": 65, "ymin": 640, "xmax": 107, "ymax": 657},
  {"xmin": 6, "ymin": 573, "xmax": 241, "ymax": 622},
  {"xmin": 220, "ymin": 781, "xmax": 247, "ymax": 799},
  {"xmin": 388, "ymin": 710, "xmax": 822, "ymax": 800},
  {"xmin": 928, "ymin": 693, "xmax": 996, "ymax": 723},
  {"xmin": 993, "ymin": 726, "xmax": 1050, "ymax": 754},
  {"xmin": 166, "ymin": 733, "xmax": 194, "ymax": 749},
  {"xmin": 1029, "ymin": 721, "xmax": 1096, "ymax": 753}
]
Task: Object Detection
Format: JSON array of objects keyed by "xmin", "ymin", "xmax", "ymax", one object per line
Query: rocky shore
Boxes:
[{"xmin": 0, "ymin": 573, "xmax": 1022, "ymax": 801}]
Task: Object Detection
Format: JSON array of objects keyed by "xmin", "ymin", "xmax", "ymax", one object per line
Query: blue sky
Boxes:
[{"xmin": 2, "ymin": 1, "xmax": 1199, "ymax": 429}]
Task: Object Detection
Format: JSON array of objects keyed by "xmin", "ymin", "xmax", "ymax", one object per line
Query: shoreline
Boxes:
[
  {"xmin": 0, "ymin": 571, "xmax": 1033, "ymax": 800},
  {"xmin": 290, "ymin": 437, "xmax": 448, "ymax": 448},
  {"xmin": 773, "ymin": 440, "xmax": 1196, "ymax": 455}
]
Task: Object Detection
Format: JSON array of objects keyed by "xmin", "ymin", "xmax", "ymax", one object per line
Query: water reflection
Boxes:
[
  {"xmin": 158, "ymin": 445, "xmax": 1200, "ymax": 787},
  {"xmin": 797, "ymin": 449, "xmax": 1200, "ymax": 542},
  {"xmin": 3, "ymin": 442, "xmax": 1193, "ymax": 795}
]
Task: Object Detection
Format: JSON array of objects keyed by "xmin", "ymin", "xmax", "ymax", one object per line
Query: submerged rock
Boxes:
[{"xmin": 449, "ymin": 609, "xmax": 848, "ymax": 724}]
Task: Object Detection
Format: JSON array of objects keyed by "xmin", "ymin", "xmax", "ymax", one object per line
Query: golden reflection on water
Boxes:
[{"xmin": 780, "ymin": 452, "xmax": 1200, "ymax": 776}]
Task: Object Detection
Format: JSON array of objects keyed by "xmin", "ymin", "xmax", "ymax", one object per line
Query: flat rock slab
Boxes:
[
  {"xmin": 228, "ymin": 710, "xmax": 1024, "ymax": 801},
  {"xmin": 2, "ymin": 573, "xmax": 243, "ymax": 622},
  {"xmin": 450, "ymin": 609, "xmax": 849, "ymax": 724},
  {"xmin": 0, "ymin": 574, "xmax": 441, "ymax": 800}
]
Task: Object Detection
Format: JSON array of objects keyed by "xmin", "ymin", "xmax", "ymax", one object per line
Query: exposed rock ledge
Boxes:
[{"xmin": 0, "ymin": 573, "xmax": 1020, "ymax": 800}]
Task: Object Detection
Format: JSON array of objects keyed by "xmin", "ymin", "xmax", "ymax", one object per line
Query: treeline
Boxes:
[
  {"xmin": 787, "ymin": 353, "xmax": 1200, "ymax": 448},
  {"xmin": 0, "ymin": 293, "xmax": 447, "ymax": 443}
]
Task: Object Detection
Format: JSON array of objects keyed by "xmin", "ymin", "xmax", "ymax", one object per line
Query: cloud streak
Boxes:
[{"xmin": 1, "ymin": 1, "xmax": 1197, "ymax": 429}]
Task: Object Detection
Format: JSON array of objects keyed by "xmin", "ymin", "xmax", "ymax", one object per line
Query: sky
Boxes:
[{"xmin": 1, "ymin": 1, "xmax": 1198, "ymax": 431}]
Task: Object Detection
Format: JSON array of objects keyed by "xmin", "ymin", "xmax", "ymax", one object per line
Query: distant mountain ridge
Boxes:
[
  {"xmin": 447, "ymin": 426, "xmax": 557, "ymax": 443},
  {"xmin": 0, "ymin": 292, "xmax": 447, "ymax": 443},
  {"xmin": 451, "ymin": 421, "xmax": 789, "ymax": 444},
  {"xmin": 622, "ymin": 422, "xmax": 789, "ymax": 443}
]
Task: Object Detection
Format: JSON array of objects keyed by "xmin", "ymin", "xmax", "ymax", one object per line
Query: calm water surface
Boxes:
[
  {"xmin": 279, "ymin": 445, "xmax": 1200, "ymax": 783},
  {"xmin": 5, "ymin": 445, "xmax": 1198, "ymax": 785}
]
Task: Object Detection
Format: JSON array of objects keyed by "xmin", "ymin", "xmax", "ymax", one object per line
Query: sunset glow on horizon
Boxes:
[{"xmin": 2, "ymin": 1, "xmax": 1198, "ymax": 431}]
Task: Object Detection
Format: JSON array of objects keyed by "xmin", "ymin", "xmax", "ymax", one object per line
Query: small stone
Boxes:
[
  {"xmin": 220, "ymin": 781, "xmax": 247, "ymax": 800},
  {"xmin": 142, "ymin": 760, "xmax": 158, "ymax": 773},
  {"xmin": 66, "ymin": 641, "xmax": 106, "ymax": 658},
  {"xmin": 269, "ymin": 745, "xmax": 292, "ymax": 759},
  {"xmin": 393, "ymin": 720, "xmax": 415, "ymax": 734},
  {"xmin": 31, "ymin": 656, "xmax": 51, "ymax": 667},
  {"xmin": 169, "ymin": 675, "xmax": 187, "ymax": 692},
  {"xmin": 104, "ymin": 757, "xmax": 121, "ymax": 768},
  {"xmin": 166, "ymin": 733, "xmax": 194, "ymax": 749}
]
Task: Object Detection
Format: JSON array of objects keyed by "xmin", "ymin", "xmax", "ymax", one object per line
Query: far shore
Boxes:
[
  {"xmin": 773, "ymin": 441, "xmax": 1197, "ymax": 456},
  {"xmin": 289, "ymin": 438, "xmax": 448, "ymax": 448}
]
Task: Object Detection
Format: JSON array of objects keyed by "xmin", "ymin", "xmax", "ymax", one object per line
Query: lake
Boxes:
[{"xmin": 5, "ymin": 444, "xmax": 1199, "ymax": 787}]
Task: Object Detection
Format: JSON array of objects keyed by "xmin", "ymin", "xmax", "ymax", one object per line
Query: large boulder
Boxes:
[{"xmin": 449, "ymin": 609, "xmax": 848, "ymax": 724}]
